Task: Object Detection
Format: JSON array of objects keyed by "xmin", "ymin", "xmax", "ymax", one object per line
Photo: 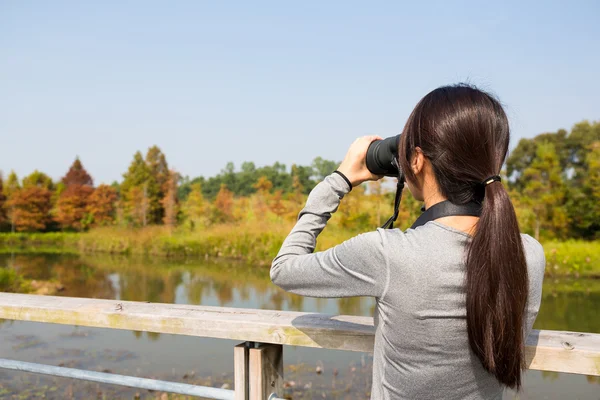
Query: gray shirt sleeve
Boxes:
[{"xmin": 270, "ymin": 173, "xmax": 390, "ymax": 298}]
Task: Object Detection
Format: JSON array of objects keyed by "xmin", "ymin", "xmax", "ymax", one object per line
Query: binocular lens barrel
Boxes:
[{"xmin": 365, "ymin": 135, "xmax": 401, "ymax": 177}]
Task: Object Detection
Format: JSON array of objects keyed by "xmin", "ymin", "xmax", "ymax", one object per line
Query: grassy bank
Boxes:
[{"xmin": 0, "ymin": 228, "xmax": 598, "ymax": 275}]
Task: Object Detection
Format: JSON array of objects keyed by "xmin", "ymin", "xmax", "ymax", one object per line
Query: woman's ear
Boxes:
[{"xmin": 412, "ymin": 147, "xmax": 425, "ymax": 175}]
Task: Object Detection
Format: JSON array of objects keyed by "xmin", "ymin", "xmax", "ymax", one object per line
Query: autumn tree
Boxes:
[
  {"xmin": 4, "ymin": 186, "xmax": 52, "ymax": 232},
  {"xmin": 55, "ymin": 158, "xmax": 94, "ymax": 231},
  {"xmin": 211, "ymin": 184, "xmax": 234, "ymax": 223},
  {"xmin": 253, "ymin": 176, "xmax": 273, "ymax": 216},
  {"xmin": 268, "ymin": 190, "xmax": 287, "ymax": 219},
  {"xmin": 161, "ymin": 170, "xmax": 179, "ymax": 229},
  {"xmin": 181, "ymin": 182, "xmax": 206, "ymax": 230},
  {"xmin": 54, "ymin": 186, "xmax": 94, "ymax": 231},
  {"xmin": 86, "ymin": 184, "xmax": 118, "ymax": 226}
]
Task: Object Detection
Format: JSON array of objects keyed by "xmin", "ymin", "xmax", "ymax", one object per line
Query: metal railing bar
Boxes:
[{"xmin": 0, "ymin": 358, "xmax": 234, "ymax": 400}]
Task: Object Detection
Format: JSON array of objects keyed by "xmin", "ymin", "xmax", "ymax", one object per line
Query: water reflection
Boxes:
[
  {"xmin": 0, "ymin": 253, "xmax": 374, "ymax": 317},
  {"xmin": 1, "ymin": 253, "xmax": 599, "ymax": 398}
]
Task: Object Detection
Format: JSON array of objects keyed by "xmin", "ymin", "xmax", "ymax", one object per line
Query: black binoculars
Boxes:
[{"xmin": 365, "ymin": 134, "xmax": 401, "ymax": 177}]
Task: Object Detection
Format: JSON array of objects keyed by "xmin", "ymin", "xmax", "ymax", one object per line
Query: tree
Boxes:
[
  {"xmin": 55, "ymin": 158, "xmax": 95, "ymax": 231},
  {"xmin": 268, "ymin": 190, "xmax": 287, "ymax": 219},
  {"xmin": 145, "ymin": 146, "xmax": 169, "ymax": 223},
  {"xmin": 87, "ymin": 184, "xmax": 118, "ymax": 226},
  {"xmin": 161, "ymin": 170, "xmax": 179, "ymax": 229},
  {"xmin": 566, "ymin": 141, "xmax": 600, "ymax": 238},
  {"xmin": 311, "ymin": 157, "xmax": 339, "ymax": 181},
  {"xmin": 125, "ymin": 186, "xmax": 149, "ymax": 227},
  {"xmin": 2, "ymin": 171, "xmax": 20, "ymax": 232},
  {"xmin": 22, "ymin": 170, "xmax": 53, "ymax": 190},
  {"xmin": 211, "ymin": 184, "xmax": 234, "ymax": 223},
  {"xmin": 521, "ymin": 142, "xmax": 568, "ymax": 240},
  {"xmin": 4, "ymin": 186, "xmax": 52, "ymax": 232},
  {"xmin": 335, "ymin": 185, "xmax": 371, "ymax": 230},
  {"xmin": 182, "ymin": 183, "xmax": 206, "ymax": 230},
  {"xmin": 566, "ymin": 121, "xmax": 600, "ymax": 185},
  {"xmin": 253, "ymin": 176, "xmax": 273, "ymax": 216},
  {"xmin": 54, "ymin": 185, "xmax": 94, "ymax": 231},
  {"xmin": 3, "ymin": 171, "xmax": 20, "ymax": 199},
  {"xmin": 121, "ymin": 151, "xmax": 155, "ymax": 226},
  {"xmin": 62, "ymin": 157, "xmax": 93, "ymax": 187},
  {"xmin": 368, "ymin": 180, "xmax": 385, "ymax": 226},
  {"xmin": 0, "ymin": 173, "xmax": 6, "ymax": 227}
]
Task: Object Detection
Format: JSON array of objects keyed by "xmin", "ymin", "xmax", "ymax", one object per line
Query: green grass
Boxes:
[
  {"xmin": 0, "ymin": 229, "xmax": 599, "ymax": 275},
  {"xmin": 0, "ymin": 232, "xmax": 79, "ymax": 248},
  {"xmin": 543, "ymin": 240, "xmax": 600, "ymax": 277},
  {"xmin": 0, "ymin": 268, "xmax": 30, "ymax": 292}
]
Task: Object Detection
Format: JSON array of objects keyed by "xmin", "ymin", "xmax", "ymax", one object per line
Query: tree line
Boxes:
[{"xmin": 0, "ymin": 120, "xmax": 598, "ymax": 240}]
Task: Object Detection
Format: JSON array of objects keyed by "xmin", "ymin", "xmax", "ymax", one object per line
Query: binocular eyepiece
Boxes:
[{"xmin": 365, "ymin": 134, "xmax": 401, "ymax": 177}]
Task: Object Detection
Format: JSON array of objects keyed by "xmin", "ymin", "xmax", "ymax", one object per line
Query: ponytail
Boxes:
[
  {"xmin": 465, "ymin": 180, "xmax": 528, "ymax": 389},
  {"xmin": 399, "ymin": 84, "xmax": 530, "ymax": 389}
]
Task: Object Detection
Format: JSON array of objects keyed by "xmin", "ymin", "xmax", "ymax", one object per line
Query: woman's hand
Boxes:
[{"xmin": 337, "ymin": 135, "xmax": 384, "ymax": 187}]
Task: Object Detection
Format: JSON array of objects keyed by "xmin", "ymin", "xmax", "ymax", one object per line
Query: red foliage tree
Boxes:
[
  {"xmin": 4, "ymin": 187, "xmax": 52, "ymax": 232},
  {"xmin": 55, "ymin": 158, "xmax": 95, "ymax": 230},
  {"xmin": 62, "ymin": 158, "xmax": 93, "ymax": 187}
]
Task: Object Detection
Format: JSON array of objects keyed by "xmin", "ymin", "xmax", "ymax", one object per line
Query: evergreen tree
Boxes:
[{"xmin": 121, "ymin": 151, "xmax": 155, "ymax": 226}]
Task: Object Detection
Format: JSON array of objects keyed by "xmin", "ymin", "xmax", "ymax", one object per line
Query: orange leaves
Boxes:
[
  {"xmin": 213, "ymin": 184, "xmax": 234, "ymax": 223},
  {"xmin": 4, "ymin": 187, "xmax": 52, "ymax": 232},
  {"xmin": 55, "ymin": 185, "xmax": 94, "ymax": 231},
  {"xmin": 86, "ymin": 185, "xmax": 117, "ymax": 227}
]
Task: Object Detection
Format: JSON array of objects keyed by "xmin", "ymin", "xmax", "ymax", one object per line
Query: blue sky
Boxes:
[{"xmin": 1, "ymin": 1, "xmax": 599, "ymax": 184}]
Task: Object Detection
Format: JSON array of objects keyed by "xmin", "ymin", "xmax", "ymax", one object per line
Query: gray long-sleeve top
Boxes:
[{"xmin": 271, "ymin": 173, "xmax": 546, "ymax": 400}]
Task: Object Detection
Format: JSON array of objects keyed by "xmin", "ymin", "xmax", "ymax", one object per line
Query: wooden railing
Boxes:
[{"xmin": 0, "ymin": 293, "xmax": 599, "ymax": 399}]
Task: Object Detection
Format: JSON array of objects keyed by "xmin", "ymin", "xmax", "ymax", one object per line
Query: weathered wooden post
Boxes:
[
  {"xmin": 249, "ymin": 343, "xmax": 283, "ymax": 400},
  {"xmin": 234, "ymin": 343, "xmax": 250, "ymax": 400}
]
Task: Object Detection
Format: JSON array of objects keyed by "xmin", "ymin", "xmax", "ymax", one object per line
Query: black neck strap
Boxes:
[{"xmin": 410, "ymin": 200, "xmax": 482, "ymax": 229}]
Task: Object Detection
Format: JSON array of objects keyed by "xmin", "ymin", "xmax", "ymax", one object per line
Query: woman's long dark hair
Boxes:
[{"xmin": 399, "ymin": 84, "xmax": 528, "ymax": 389}]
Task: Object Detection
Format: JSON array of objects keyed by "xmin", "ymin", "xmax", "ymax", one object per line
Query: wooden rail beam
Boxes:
[{"xmin": 0, "ymin": 293, "xmax": 598, "ymax": 376}]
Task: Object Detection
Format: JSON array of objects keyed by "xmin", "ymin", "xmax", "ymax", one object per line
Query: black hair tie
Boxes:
[{"xmin": 481, "ymin": 175, "xmax": 501, "ymax": 186}]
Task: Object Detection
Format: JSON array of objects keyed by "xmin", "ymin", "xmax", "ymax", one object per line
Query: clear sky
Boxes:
[{"xmin": 1, "ymin": 1, "xmax": 599, "ymax": 184}]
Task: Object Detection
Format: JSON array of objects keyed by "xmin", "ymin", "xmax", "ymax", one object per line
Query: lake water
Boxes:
[{"xmin": 0, "ymin": 253, "xmax": 599, "ymax": 399}]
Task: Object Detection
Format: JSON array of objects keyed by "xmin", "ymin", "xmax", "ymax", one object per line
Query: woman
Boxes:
[{"xmin": 271, "ymin": 84, "xmax": 545, "ymax": 399}]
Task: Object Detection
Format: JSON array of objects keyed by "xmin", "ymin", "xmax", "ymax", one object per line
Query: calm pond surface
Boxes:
[{"xmin": 0, "ymin": 253, "xmax": 599, "ymax": 399}]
